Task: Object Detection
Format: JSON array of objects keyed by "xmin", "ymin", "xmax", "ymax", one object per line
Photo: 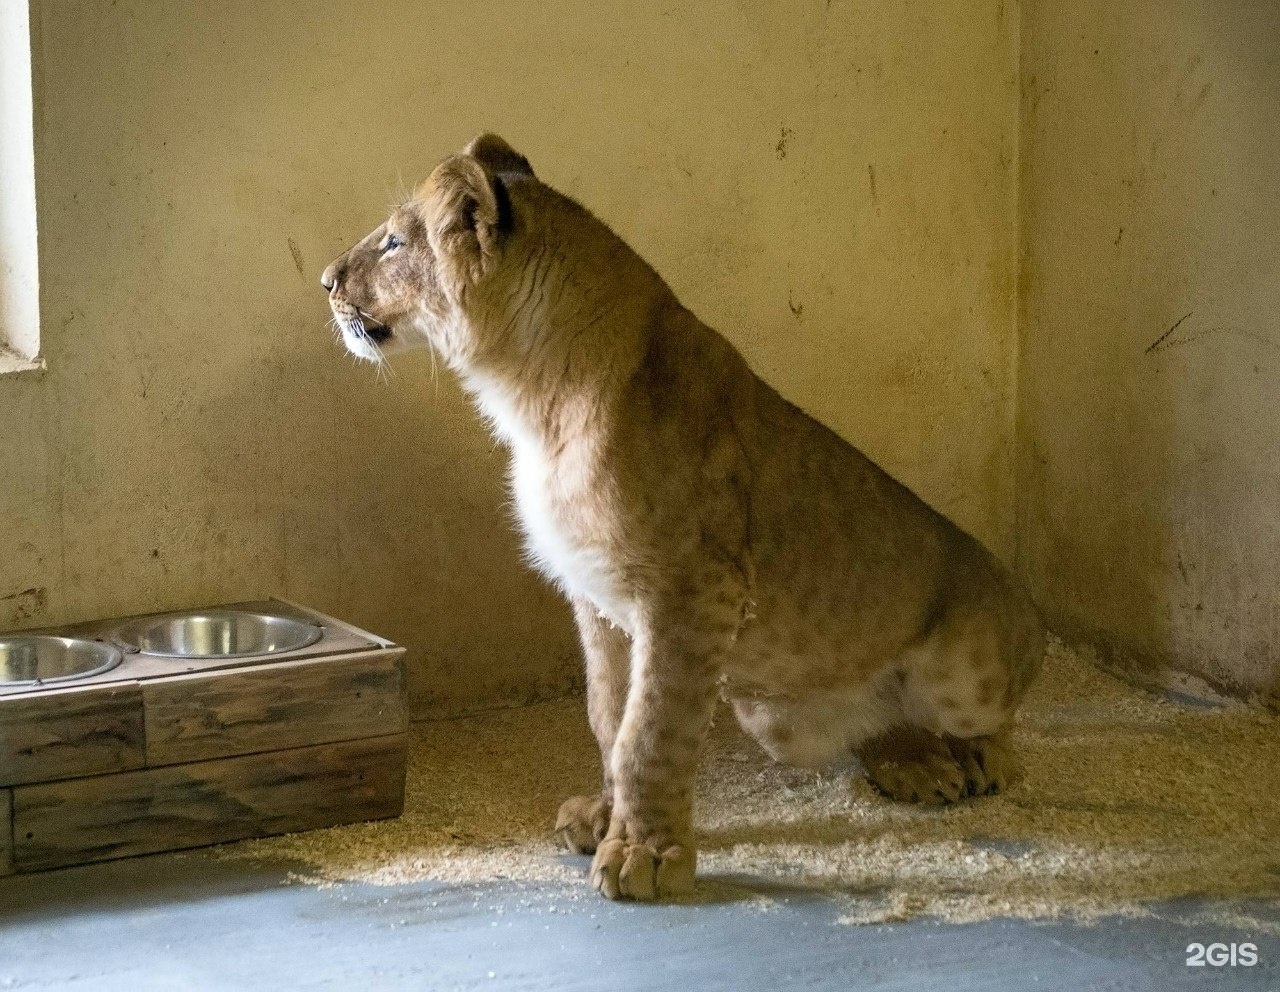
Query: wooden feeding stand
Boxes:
[{"xmin": 0, "ymin": 599, "xmax": 407, "ymax": 875}]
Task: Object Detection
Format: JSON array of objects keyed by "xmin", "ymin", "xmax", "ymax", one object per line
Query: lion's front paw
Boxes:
[
  {"xmin": 590, "ymin": 826, "xmax": 696, "ymax": 901},
  {"xmin": 554, "ymin": 794, "xmax": 612, "ymax": 855}
]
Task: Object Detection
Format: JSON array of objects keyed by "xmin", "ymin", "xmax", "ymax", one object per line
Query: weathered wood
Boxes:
[
  {"xmin": 12, "ymin": 734, "xmax": 406, "ymax": 873},
  {"xmin": 0, "ymin": 682, "xmax": 146, "ymax": 787},
  {"xmin": 143, "ymin": 651, "xmax": 406, "ymax": 767},
  {"xmin": 1, "ymin": 789, "xmax": 12, "ymax": 876}
]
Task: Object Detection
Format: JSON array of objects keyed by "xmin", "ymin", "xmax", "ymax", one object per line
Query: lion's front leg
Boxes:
[
  {"xmin": 555, "ymin": 598, "xmax": 630, "ymax": 855},
  {"xmin": 590, "ymin": 605, "xmax": 731, "ymax": 901}
]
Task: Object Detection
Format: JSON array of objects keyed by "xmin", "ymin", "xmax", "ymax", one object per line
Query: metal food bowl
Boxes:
[
  {"xmin": 111, "ymin": 610, "xmax": 323, "ymax": 659},
  {"xmin": 0, "ymin": 636, "xmax": 124, "ymax": 686}
]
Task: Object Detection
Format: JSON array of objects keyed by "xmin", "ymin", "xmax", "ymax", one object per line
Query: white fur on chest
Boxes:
[{"xmin": 468, "ymin": 375, "xmax": 633, "ymax": 631}]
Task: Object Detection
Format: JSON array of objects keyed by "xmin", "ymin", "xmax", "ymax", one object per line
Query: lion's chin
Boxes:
[{"xmin": 340, "ymin": 327, "xmax": 387, "ymax": 364}]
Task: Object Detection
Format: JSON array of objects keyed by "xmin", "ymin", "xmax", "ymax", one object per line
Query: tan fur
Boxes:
[{"xmin": 322, "ymin": 134, "xmax": 1045, "ymax": 902}]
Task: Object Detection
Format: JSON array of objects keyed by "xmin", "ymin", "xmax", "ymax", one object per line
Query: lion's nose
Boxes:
[{"xmin": 320, "ymin": 261, "xmax": 341, "ymax": 292}]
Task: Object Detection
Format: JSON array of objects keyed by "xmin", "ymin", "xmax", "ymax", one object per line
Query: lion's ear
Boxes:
[
  {"xmin": 423, "ymin": 154, "xmax": 505, "ymax": 284},
  {"xmin": 463, "ymin": 133, "xmax": 535, "ymax": 179}
]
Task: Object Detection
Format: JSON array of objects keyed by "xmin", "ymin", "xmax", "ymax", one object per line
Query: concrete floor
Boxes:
[{"xmin": 2, "ymin": 851, "xmax": 1276, "ymax": 991}]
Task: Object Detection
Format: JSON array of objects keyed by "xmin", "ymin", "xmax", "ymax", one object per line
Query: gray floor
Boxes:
[{"xmin": 2, "ymin": 852, "xmax": 1277, "ymax": 991}]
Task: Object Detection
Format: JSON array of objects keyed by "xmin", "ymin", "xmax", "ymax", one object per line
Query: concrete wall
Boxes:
[
  {"xmin": 0, "ymin": 0, "xmax": 1018, "ymax": 715},
  {"xmin": 1018, "ymin": 1, "xmax": 1280, "ymax": 701}
]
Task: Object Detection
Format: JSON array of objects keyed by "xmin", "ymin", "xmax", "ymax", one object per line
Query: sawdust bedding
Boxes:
[{"xmin": 221, "ymin": 639, "xmax": 1280, "ymax": 926}]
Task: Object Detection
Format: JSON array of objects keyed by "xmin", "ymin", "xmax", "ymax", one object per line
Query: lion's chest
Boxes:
[
  {"xmin": 510, "ymin": 440, "xmax": 633, "ymax": 631},
  {"xmin": 467, "ymin": 374, "xmax": 634, "ymax": 630}
]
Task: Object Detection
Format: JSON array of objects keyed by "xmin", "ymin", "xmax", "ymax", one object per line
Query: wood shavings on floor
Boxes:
[{"xmin": 220, "ymin": 639, "xmax": 1280, "ymax": 925}]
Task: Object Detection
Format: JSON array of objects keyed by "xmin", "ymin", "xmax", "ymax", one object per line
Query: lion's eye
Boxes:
[{"xmin": 383, "ymin": 234, "xmax": 403, "ymax": 253}]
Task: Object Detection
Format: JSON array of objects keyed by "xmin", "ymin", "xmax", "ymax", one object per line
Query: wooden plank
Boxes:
[
  {"xmin": 143, "ymin": 650, "xmax": 406, "ymax": 767},
  {"xmin": 0, "ymin": 682, "xmax": 146, "ymax": 787},
  {"xmin": 0, "ymin": 789, "xmax": 11, "ymax": 876},
  {"xmin": 13, "ymin": 733, "xmax": 406, "ymax": 873}
]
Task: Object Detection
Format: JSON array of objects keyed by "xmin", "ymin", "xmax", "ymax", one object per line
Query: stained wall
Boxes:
[{"xmin": 1018, "ymin": 1, "xmax": 1280, "ymax": 700}]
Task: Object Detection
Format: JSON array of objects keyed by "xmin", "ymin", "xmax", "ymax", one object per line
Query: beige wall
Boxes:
[
  {"xmin": 1018, "ymin": 1, "xmax": 1280, "ymax": 700},
  {"xmin": 0, "ymin": 0, "xmax": 1018, "ymax": 715}
]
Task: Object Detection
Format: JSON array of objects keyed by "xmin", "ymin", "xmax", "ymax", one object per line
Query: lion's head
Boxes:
[{"xmin": 321, "ymin": 133, "xmax": 535, "ymax": 369}]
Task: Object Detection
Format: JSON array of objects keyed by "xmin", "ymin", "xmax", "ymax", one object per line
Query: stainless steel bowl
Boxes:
[
  {"xmin": 111, "ymin": 610, "xmax": 323, "ymax": 658},
  {"xmin": 0, "ymin": 636, "xmax": 124, "ymax": 686}
]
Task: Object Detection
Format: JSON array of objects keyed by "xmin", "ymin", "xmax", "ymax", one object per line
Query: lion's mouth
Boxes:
[{"xmin": 354, "ymin": 309, "xmax": 393, "ymax": 344}]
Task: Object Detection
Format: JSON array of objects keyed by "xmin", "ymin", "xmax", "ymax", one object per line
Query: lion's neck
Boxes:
[
  {"xmin": 459, "ymin": 284, "xmax": 653, "ymax": 457},
  {"xmin": 453, "ymin": 199, "xmax": 677, "ymax": 460}
]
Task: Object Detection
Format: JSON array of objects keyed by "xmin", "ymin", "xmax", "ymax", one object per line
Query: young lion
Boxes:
[{"xmin": 322, "ymin": 134, "xmax": 1044, "ymax": 902}]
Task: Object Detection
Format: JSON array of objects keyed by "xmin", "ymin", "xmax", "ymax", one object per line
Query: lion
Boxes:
[{"xmin": 322, "ymin": 134, "xmax": 1044, "ymax": 902}]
